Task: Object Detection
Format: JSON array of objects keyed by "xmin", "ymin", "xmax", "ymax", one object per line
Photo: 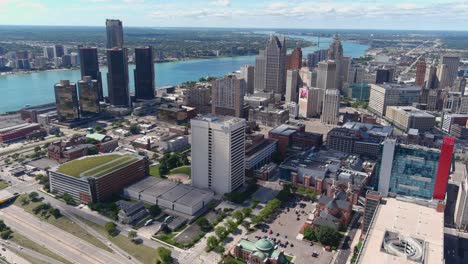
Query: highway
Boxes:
[{"xmin": 0, "ymin": 205, "xmax": 133, "ymax": 264}]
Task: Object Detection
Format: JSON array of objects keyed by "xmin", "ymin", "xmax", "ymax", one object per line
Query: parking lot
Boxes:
[{"xmin": 246, "ymin": 197, "xmax": 334, "ymax": 264}]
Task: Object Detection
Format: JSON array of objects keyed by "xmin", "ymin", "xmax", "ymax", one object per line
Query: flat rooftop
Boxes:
[
  {"xmin": 55, "ymin": 154, "xmax": 141, "ymax": 178},
  {"xmin": 358, "ymin": 198, "xmax": 443, "ymax": 264}
]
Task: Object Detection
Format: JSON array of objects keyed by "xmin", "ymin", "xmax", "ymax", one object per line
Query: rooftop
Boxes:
[
  {"xmin": 55, "ymin": 154, "xmax": 140, "ymax": 178},
  {"xmin": 387, "ymin": 106, "xmax": 435, "ymax": 118},
  {"xmin": 358, "ymin": 198, "xmax": 443, "ymax": 264}
]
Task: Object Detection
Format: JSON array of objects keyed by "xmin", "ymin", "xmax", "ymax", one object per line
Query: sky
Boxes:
[{"xmin": 0, "ymin": 0, "xmax": 468, "ymax": 30}]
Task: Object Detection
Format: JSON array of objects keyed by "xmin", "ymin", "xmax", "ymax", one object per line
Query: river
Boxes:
[{"xmin": 0, "ymin": 35, "xmax": 368, "ymax": 113}]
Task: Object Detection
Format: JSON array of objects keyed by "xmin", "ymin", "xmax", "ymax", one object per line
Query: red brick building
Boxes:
[
  {"xmin": 286, "ymin": 47, "xmax": 302, "ymax": 70},
  {"xmin": 0, "ymin": 123, "xmax": 41, "ymax": 143},
  {"xmin": 268, "ymin": 124, "xmax": 322, "ymax": 157}
]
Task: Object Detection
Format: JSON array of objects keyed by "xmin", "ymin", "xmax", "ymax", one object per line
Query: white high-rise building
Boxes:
[
  {"xmin": 191, "ymin": 115, "xmax": 246, "ymax": 194},
  {"xmin": 298, "ymin": 87, "xmax": 323, "ymax": 118},
  {"xmin": 321, "ymin": 89, "xmax": 340, "ymax": 125},
  {"xmin": 441, "ymin": 55, "xmax": 460, "ymax": 87},
  {"xmin": 240, "ymin": 65, "xmax": 255, "ymax": 94}
]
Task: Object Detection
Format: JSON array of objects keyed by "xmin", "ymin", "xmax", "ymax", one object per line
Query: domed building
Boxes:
[{"xmin": 233, "ymin": 238, "xmax": 289, "ymax": 264}]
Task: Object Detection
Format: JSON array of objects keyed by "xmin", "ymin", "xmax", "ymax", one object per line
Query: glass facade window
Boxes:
[{"xmin": 388, "ymin": 146, "xmax": 440, "ymax": 199}]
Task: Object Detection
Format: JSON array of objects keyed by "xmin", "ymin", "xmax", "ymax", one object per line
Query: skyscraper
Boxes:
[
  {"xmin": 191, "ymin": 115, "xmax": 246, "ymax": 194},
  {"xmin": 107, "ymin": 48, "xmax": 129, "ymax": 107},
  {"xmin": 433, "ymin": 137, "xmax": 455, "ymax": 200},
  {"xmin": 317, "ymin": 60, "xmax": 337, "ymax": 90},
  {"xmin": 321, "ymin": 89, "xmax": 340, "ymax": 125},
  {"xmin": 415, "ymin": 58, "xmax": 426, "ymax": 87},
  {"xmin": 211, "ymin": 74, "xmax": 245, "ymax": 118},
  {"xmin": 78, "ymin": 76, "xmax": 100, "ymax": 116},
  {"xmin": 441, "ymin": 55, "xmax": 460, "ymax": 87},
  {"xmin": 328, "ymin": 36, "xmax": 344, "ymax": 90},
  {"xmin": 79, "ymin": 47, "xmax": 103, "ymax": 100},
  {"xmin": 307, "ymin": 49, "xmax": 328, "ymax": 68},
  {"xmin": 43, "ymin": 46, "xmax": 55, "ymax": 60},
  {"xmin": 287, "ymin": 47, "xmax": 302, "ymax": 70},
  {"xmin": 298, "ymin": 87, "xmax": 323, "ymax": 118},
  {"xmin": 254, "ymin": 35, "xmax": 287, "ymax": 96},
  {"xmin": 134, "ymin": 46, "xmax": 155, "ymax": 100},
  {"xmin": 240, "ymin": 65, "xmax": 255, "ymax": 94},
  {"xmin": 54, "ymin": 45, "xmax": 66, "ymax": 58},
  {"xmin": 424, "ymin": 64, "xmax": 438, "ymax": 89},
  {"xmin": 437, "ymin": 64, "xmax": 449, "ymax": 89},
  {"xmin": 285, "ymin": 70, "xmax": 300, "ymax": 103},
  {"xmin": 54, "ymin": 80, "xmax": 79, "ymax": 121},
  {"xmin": 106, "ymin": 19, "xmax": 124, "ymax": 49}
]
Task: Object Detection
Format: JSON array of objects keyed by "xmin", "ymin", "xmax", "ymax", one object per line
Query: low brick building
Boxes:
[{"xmin": 268, "ymin": 123, "xmax": 322, "ymax": 157}]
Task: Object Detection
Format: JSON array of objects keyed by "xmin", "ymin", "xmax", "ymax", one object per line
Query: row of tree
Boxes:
[{"xmin": 158, "ymin": 153, "xmax": 189, "ymax": 176}]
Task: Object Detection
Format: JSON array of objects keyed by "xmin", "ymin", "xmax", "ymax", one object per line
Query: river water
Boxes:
[{"xmin": 0, "ymin": 35, "xmax": 368, "ymax": 113}]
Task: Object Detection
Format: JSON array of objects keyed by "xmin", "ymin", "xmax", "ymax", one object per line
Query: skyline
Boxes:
[{"xmin": 1, "ymin": 0, "xmax": 468, "ymax": 31}]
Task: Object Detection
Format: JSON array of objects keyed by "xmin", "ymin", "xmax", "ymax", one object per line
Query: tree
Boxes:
[
  {"xmin": 156, "ymin": 247, "xmax": 172, "ymax": 264},
  {"xmin": 303, "ymin": 227, "xmax": 317, "ymax": 241},
  {"xmin": 232, "ymin": 211, "xmax": 244, "ymax": 223},
  {"xmin": 206, "ymin": 236, "xmax": 218, "ymax": 250},
  {"xmin": 129, "ymin": 124, "xmax": 140, "ymax": 135},
  {"xmin": 251, "ymin": 198, "xmax": 260, "ymax": 208},
  {"xmin": 158, "ymin": 162, "xmax": 169, "ymax": 176},
  {"xmin": 128, "ymin": 230, "xmax": 138, "ymax": 240},
  {"xmin": 49, "ymin": 208, "xmax": 61, "ymax": 219},
  {"xmin": 215, "ymin": 226, "xmax": 227, "ymax": 239},
  {"xmin": 105, "ymin": 222, "xmax": 118, "ymax": 236},
  {"xmin": 148, "ymin": 205, "xmax": 161, "ymax": 217},
  {"xmin": 88, "ymin": 146, "xmax": 99, "ymax": 155},
  {"xmin": 195, "ymin": 217, "xmax": 211, "ymax": 231},
  {"xmin": 34, "ymin": 146, "xmax": 41, "ymax": 152},
  {"xmin": 315, "ymin": 226, "xmax": 341, "ymax": 247},
  {"xmin": 62, "ymin": 192, "xmax": 76, "ymax": 206},
  {"xmin": 19, "ymin": 196, "xmax": 30, "ymax": 205},
  {"xmin": 241, "ymin": 207, "xmax": 252, "ymax": 218},
  {"xmin": 95, "ymin": 125, "xmax": 103, "ymax": 132},
  {"xmin": 225, "ymin": 219, "xmax": 237, "ymax": 232},
  {"xmin": 28, "ymin": 191, "xmax": 39, "ymax": 202}
]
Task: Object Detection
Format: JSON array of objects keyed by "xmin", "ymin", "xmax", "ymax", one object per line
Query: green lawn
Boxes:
[
  {"xmin": 75, "ymin": 215, "xmax": 160, "ymax": 264},
  {"xmin": 10, "ymin": 231, "xmax": 73, "ymax": 264},
  {"xmin": 169, "ymin": 166, "xmax": 191, "ymax": 176},
  {"xmin": 0, "ymin": 181, "xmax": 8, "ymax": 190},
  {"xmin": 149, "ymin": 164, "xmax": 161, "ymax": 177},
  {"xmin": 14, "ymin": 195, "xmax": 112, "ymax": 252},
  {"xmin": 57, "ymin": 154, "xmax": 136, "ymax": 177}
]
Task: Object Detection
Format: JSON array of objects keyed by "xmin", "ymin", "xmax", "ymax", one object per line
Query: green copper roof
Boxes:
[
  {"xmin": 253, "ymin": 251, "xmax": 267, "ymax": 260},
  {"xmin": 255, "ymin": 239, "xmax": 275, "ymax": 252}
]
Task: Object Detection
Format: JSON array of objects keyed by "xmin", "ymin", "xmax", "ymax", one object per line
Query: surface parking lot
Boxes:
[{"xmin": 246, "ymin": 197, "xmax": 334, "ymax": 264}]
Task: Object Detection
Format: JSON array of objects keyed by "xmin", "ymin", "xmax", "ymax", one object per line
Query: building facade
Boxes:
[
  {"xmin": 368, "ymin": 83, "xmax": 421, "ymax": 116},
  {"xmin": 321, "ymin": 89, "xmax": 340, "ymax": 125},
  {"xmin": 107, "ymin": 48, "xmax": 129, "ymax": 107},
  {"xmin": 254, "ymin": 35, "xmax": 287, "ymax": 96},
  {"xmin": 79, "ymin": 47, "xmax": 103, "ymax": 100},
  {"xmin": 105, "ymin": 19, "xmax": 124, "ymax": 49},
  {"xmin": 385, "ymin": 106, "xmax": 435, "ymax": 132},
  {"xmin": 212, "ymin": 75, "xmax": 245, "ymax": 118},
  {"xmin": 54, "ymin": 80, "xmax": 79, "ymax": 121},
  {"xmin": 134, "ymin": 46, "xmax": 155, "ymax": 100},
  {"xmin": 78, "ymin": 76, "xmax": 100, "ymax": 116},
  {"xmin": 191, "ymin": 115, "xmax": 246, "ymax": 194}
]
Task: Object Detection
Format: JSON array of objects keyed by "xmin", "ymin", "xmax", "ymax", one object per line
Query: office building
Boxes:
[
  {"xmin": 317, "ymin": 60, "xmax": 337, "ymax": 90},
  {"xmin": 328, "ymin": 36, "xmax": 344, "ymax": 90},
  {"xmin": 70, "ymin": 52, "xmax": 79, "ymax": 67},
  {"xmin": 362, "ymin": 191, "xmax": 381, "ymax": 236},
  {"xmin": 424, "ymin": 64, "xmax": 438, "ymax": 89},
  {"xmin": 321, "ymin": 89, "xmax": 340, "ymax": 125},
  {"xmin": 54, "ymin": 45, "xmax": 66, "ymax": 58},
  {"xmin": 134, "ymin": 46, "xmax": 155, "ymax": 100},
  {"xmin": 61, "ymin": 54, "xmax": 72, "ymax": 68},
  {"xmin": 49, "ymin": 153, "xmax": 148, "ymax": 203},
  {"xmin": 54, "ymin": 80, "xmax": 79, "ymax": 121},
  {"xmin": 78, "ymin": 76, "xmax": 100, "ymax": 116},
  {"xmin": 375, "ymin": 68, "xmax": 394, "ymax": 84},
  {"xmin": 452, "ymin": 77, "xmax": 466, "ymax": 94},
  {"xmin": 343, "ymin": 82, "xmax": 370, "ymax": 101},
  {"xmin": 268, "ymin": 123, "xmax": 323, "ymax": 157},
  {"xmin": 441, "ymin": 113, "xmax": 468, "ymax": 133},
  {"xmin": 307, "ymin": 49, "xmax": 328, "ymax": 68},
  {"xmin": 43, "ymin": 46, "xmax": 55, "ymax": 60},
  {"xmin": 107, "ymin": 48, "xmax": 129, "ymax": 107},
  {"xmin": 106, "ymin": 19, "xmax": 124, "ymax": 49},
  {"xmin": 376, "ymin": 138, "xmax": 453, "ymax": 200},
  {"xmin": 245, "ymin": 134, "xmax": 278, "ymax": 174},
  {"xmin": 181, "ymin": 85, "xmax": 211, "ymax": 113},
  {"xmin": 79, "ymin": 47, "xmax": 103, "ymax": 100},
  {"xmin": 298, "ymin": 87, "xmax": 322, "ymax": 118},
  {"xmin": 248, "ymin": 106, "xmax": 289, "ymax": 127},
  {"xmin": 15, "ymin": 50, "xmax": 29, "ymax": 60},
  {"xmin": 240, "ymin": 65, "xmax": 255, "ymax": 94},
  {"xmin": 254, "ymin": 35, "xmax": 287, "ymax": 96},
  {"xmin": 455, "ymin": 164, "xmax": 468, "ymax": 231},
  {"xmin": 212, "ymin": 74, "xmax": 245, "ymax": 118},
  {"xmin": 356, "ymin": 198, "xmax": 443, "ymax": 264},
  {"xmin": 441, "ymin": 55, "xmax": 460, "ymax": 87},
  {"xmin": 285, "ymin": 70, "xmax": 300, "ymax": 103},
  {"xmin": 191, "ymin": 115, "xmax": 246, "ymax": 194},
  {"xmin": 415, "ymin": 58, "xmax": 426, "ymax": 87},
  {"xmin": 299, "ymin": 67, "xmax": 315, "ymax": 87},
  {"xmin": 286, "ymin": 47, "xmax": 302, "ymax": 70},
  {"xmin": 347, "ymin": 65, "xmax": 365, "ymax": 84},
  {"xmin": 437, "ymin": 64, "xmax": 449, "ymax": 89},
  {"xmin": 385, "ymin": 106, "xmax": 435, "ymax": 132},
  {"xmin": 368, "ymin": 83, "xmax": 420, "ymax": 116}
]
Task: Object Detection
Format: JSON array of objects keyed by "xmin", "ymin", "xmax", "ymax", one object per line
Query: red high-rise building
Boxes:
[
  {"xmin": 287, "ymin": 47, "xmax": 302, "ymax": 70},
  {"xmin": 415, "ymin": 58, "xmax": 426, "ymax": 87},
  {"xmin": 433, "ymin": 137, "xmax": 455, "ymax": 200}
]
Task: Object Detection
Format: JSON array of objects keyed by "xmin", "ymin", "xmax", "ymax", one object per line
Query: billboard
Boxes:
[{"xmin": 299, "ymin": 88, "xmax": 309, "ymax": 99}]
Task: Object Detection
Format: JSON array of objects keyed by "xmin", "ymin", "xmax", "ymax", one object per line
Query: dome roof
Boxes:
[
  {"xmin": 255, "ymin": 239, "xmax": 275, "ymax": 252},
  {"xmin": 253, "ymin": 251, "xmax": 267, "ymax": 260}
]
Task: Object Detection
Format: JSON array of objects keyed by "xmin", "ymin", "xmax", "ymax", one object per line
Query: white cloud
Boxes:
[{"xmin": 210, "ymin": 0, "xmax": 231, "ymax": 7}]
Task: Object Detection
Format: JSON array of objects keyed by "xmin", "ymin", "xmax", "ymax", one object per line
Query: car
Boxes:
[
  {"xmin": 296, "ymin": 218, "xmax": 300, "ymax": 221},
  {"xmin": 13, "ymin": 192, "xmax": 18, "ymax": 196},
  {"xmin": 269, "ymin": 230, "xmax": 273, "ymax": 235},
  {"xmin": 310, "ymin": 242, "xmax": 314, "ymax": 246},
  {"xmin": 276, "ymin": 233, "xmax": 280, "ymax": 236},
  {"xmin": 312, "ymin": 252, "xmax": 319, "ymax": 257},
  {"xmin": 1, "ymin": 248, "xmax": 5, "ymax": 251},
  {"xmin": 290, "ymin": 244, "xmax": 294, "ymax": 247}
]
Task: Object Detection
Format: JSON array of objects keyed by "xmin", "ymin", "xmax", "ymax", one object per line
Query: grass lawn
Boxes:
[
  {"xmin": 14, "ymin": 195, "xmax": 112, "ymax": 252},
  {"xmin": 14, "ymin": 252, "xmax": 50, "ymax": 264},
  {"xmin": 169, "ymin": 166, "xmax": 191, "ymax": 176},
  {"xmin": 10, "ymin": 231, "xmax": 73, "ymax": 264},
  {"xmin": 285, "ymin": 255, "xmax": 294, "ymax": 262},
  {"xmin": 149, "ymin": 164, "xmax": 161, "ymax": 177},
  {"xmin": 0, "ymin": 181, "xmax": 8, "ymax": 190},
  {"xmin": 57, "ymin": 154, "xmax": 135, "ymax": 177},
  {"xmin": 75, "ymin": 215, "xmax": 159, "ymax": 263}
]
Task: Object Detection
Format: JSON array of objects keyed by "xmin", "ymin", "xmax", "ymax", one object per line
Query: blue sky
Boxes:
[{"xmin": 0, "ymin": 0, "xmax": 467, "ymax": 30}]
